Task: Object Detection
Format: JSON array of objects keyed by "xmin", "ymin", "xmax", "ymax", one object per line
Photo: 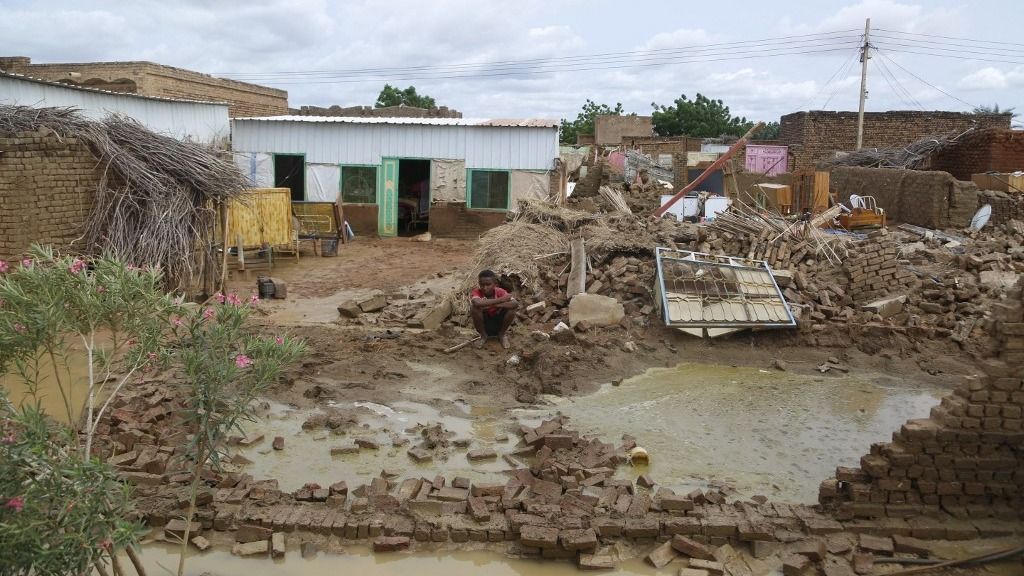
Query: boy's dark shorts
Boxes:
[{"xmin": 484, "ymin": 309, "xmax": 508, "ymax": 336}]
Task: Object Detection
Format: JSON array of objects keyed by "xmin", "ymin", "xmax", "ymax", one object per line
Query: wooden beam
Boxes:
[{"xmin": 567, "ymin": 237, "xmax": 586, "ymax": 298}]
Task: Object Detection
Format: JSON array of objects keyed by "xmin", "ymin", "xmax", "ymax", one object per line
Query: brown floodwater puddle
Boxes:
[
  {"xmin": 529, "ymin": 363, "xmax": 949, "ymax": 502},
  {"xmin": 1, "ymin": 348, "xmax": 92, "ymax": 425}
]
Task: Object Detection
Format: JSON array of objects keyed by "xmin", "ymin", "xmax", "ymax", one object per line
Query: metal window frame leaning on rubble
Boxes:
[{"xmin": 654, "ymin": 248, "xmax": 797, "ymax": 338}]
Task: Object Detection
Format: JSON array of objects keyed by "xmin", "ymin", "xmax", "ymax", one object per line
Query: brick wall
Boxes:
[
  {"xmin": 594, "ymin": 115, "xmax": 653, "ymax": 145},
  {"xmin": 830, "ymin": 167, "xmax": 979, "ymax": 229},
  {"xmin": 1, "ymin": 57, "xmax": 287, "ymax": 117},
  {"xmin": 844, "ymin": 239, "xmax": 917, "ymax": 304},
  {"xmin": 931, "ymin": 129, "xmax": 1024, "ymax": 180},
  {"xmin": 429, "ymin": 202, "xmax": 506, "ymax": 239},
  {"xmin": 781, "ymin": 111, "xmax": 1011, "ymax": 171},
  {"xmin": 820, "ymin": 276, "xmax": 1024, "ymax": 520},
  {"xmin": 0, "ymin": 131, "xmax": 101, "ymax": 258},
  {"xmin": 978, "ymin": 190, "xmax": 1024, "ymax": 225}
]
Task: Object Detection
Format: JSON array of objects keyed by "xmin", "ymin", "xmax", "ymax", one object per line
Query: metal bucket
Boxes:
[{"xmin": 321, "ymin": 238, "xmax": 339, "ymax": 257}]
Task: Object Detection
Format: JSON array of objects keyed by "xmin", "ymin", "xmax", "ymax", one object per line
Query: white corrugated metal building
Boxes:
[
  {"xmin": 0, "ymin": 72, "xmax": 230, "ymax": 144},
  {"xmin": 231, "ymin": 115, "xmax": 559, "ymax": 237}
]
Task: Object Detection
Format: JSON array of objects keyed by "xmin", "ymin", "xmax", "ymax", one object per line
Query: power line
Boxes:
[
  {"xmin": 871, "ymin": 34, "xmax": 1024, "ymax": 56},
  {"xmin": 794, "ymin": 47, "xmax": 861, "ymax": 111},
  {"xmin": 877, "ymin": 54, "xmax": 925, "ymax": 109},
  {"xmin": 872, "ymin": 39, "xmax": 1024, "ymax": 60},
  {"xmin": 821, "ymin": 48, "xmax": 861, "ymax": 109},
  {"xmin": 871, "ymin": 54, "xmax": 923, "ymax": 110},
  {"xmin": 873, "ymin": 44, "xmax": 1024, "ymax": 65},
  {"xmin": 250, "ymin": 45, "xmax": 861, "ymax": 85},
  {"xmin": 872, "ymin": 27, "xmax": 1024, "ymax": 48},
  {"xmin": 873, "ymin": 47, "xmax": 976, "ymax": 108},
  {"xmin": 215, "ymin": 32, "xmax": 861, "ymax": 81}
]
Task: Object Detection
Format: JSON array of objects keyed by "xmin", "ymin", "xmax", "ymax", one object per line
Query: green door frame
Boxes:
[{"xmin": 378, "ymin": 158, "xmax": 399, "ymax": 237}]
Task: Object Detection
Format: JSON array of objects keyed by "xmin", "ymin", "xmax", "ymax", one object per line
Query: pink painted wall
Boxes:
[{"xmin": 745, "ymin": 145, "xmax": 789, "ymax": 176}]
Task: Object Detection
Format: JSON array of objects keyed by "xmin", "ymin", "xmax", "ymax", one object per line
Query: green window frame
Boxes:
[
  {"xmin": 467, "ymin": 169, "xmax": 511, "ymax": 211},
  {"xmin": 340, "ymin": 165, "xmax": 378, "ymax": 204}
]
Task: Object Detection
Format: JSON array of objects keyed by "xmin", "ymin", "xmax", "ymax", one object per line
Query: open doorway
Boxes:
[
  {"xmin": 397, "ymin": 159, "xmax": 430, "ymax": 235},
  {"xmin": 274, "ymin": 154, "xmax": 305, "ymax": 201}
]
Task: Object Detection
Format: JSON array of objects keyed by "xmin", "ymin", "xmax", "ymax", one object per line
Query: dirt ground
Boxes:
[{"xmin": 224, "ymin": 235, "xmax": 976, "ymax": 414}]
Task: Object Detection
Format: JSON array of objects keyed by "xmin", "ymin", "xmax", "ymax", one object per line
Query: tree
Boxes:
[
  {"xmin": 650, "ymin": 93, "xmax": 751, "ymax": 138},
  {"xmin": 375, "ymin": 84, "xmax": 437, "ymax": 109},
  {"xmin": 759, "ymin": 121, "xmax": 781, "ymax": 140},
  {"xmin": 973, "ymin": 103, "xmax": 1017, "ymax": 118},
  {"xmin": 560, "ymin": 100, "xmax": 625, "ymax": 144}
]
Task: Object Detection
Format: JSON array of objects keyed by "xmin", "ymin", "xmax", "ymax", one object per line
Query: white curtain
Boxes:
[{"xmin": 306, "ymin": 164, "xmax": 341, "ymax": 202}]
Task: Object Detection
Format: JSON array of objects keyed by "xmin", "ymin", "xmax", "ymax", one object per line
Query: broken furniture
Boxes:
[
  {"xmin": 839, "ymin": 195, "xmax": 886, "ymax": 230},
  {"xmin": 654, "ymin": 248, "xmax": 797, "ymax": 338},
  {"xmin": 291, "ymin": 201, "xmax": 345, "ymax": 256},
  {"xmin": 790, "ymin": 170, "xmax": 831, "ymax": 215},
  {"xmin": 222, "ymin": 187, "xmax": 294, "ymax": 279}
]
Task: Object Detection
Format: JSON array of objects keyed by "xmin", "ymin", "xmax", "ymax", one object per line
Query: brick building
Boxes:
[
  {"xmin": 292, "ymin": 104, "xmax": 462, "ymax": 118},
  {"xmin": 929, "ymin": 128, "xmax": 1024, "ymax": 180},
  {"xmin": 780, "ymin": 111, "xmax": 1012, "ymax": 171},
  {"xmin": 593, "ymin": 115, "xmax": 653, "ymax": 145},
  {"xmin": 0, "ymin": 56, "xmax": 287, "ymax": 117}
]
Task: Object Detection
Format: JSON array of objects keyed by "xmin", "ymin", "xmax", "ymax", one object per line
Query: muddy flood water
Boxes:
[{"xmin": 238, "ymin": 362, "xmax": 948, "ymax": 503}]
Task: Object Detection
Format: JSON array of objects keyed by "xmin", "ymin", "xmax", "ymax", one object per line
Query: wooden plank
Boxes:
[
  {"xmin": 567, "ymin": 238, "xmax": 587, "ymax": 298},
  {"xmin": 225, "ymin": 188, "xmax": 293, "ymax": 248}
]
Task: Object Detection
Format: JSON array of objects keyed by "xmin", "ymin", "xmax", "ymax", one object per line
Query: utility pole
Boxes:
[{"xmin": 856, "ymin": 18, "xmax": 871, "ymax": 150}]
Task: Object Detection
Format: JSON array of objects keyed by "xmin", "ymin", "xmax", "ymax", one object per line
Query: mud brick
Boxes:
[
  {"xmin": 543, "ymin": 434, "xmax": 574, "ymax": 450},
  {"xmin": 407, "ymin": 446, "xmax": 432, "ymax": 462},
  {"xmin": 690, "ymin": 559, "xmax": 725, "ymax": 575},
  {"xmin": 891, "ymin": 535, "xmax": 931, "ymax": 556},
  {"xmin": 467, "ymin": 497, "xmax": 491, "ymax": 522},
  {"xmin": 232, "ymin": 540, "xmax": 268, "ymax": 556},
  {"xmin": 783, "ymin": 554, "xmax": 812, "ymax": 576},
  {"xmin": 433, "ymin": 487, "xmax": 469, "ymax": 501},
  {"xmin": 646, "ymin": 540, "xmax": 680, "ymax": 568},
  {"xmin": 430, "ymin": 527, "xmax": 448, "ymax": 542},
  {"xmin": 580, "ymin": 551, "xmax": 618, "ymax": 570},
  {"xmin": 450, "ymin": 528, "xmax": 469, "ymax": 543},
  {"xmin": 737, "ymin": 520, "xmax": 774, "ymax": 542},
  {"xmin": 509, "ymin": 513, "xmax": 547, "ymax": 531},
  {"xmin": 626, "ymin": 492, "xmax": 650, "ymax": 517},
  {"xmin": 541, "ymin": 547, "xmax": 576, "ymax": 559},
  {"xmin": 660, "ymin": 495, "xmax": 695, "ymax": 511},
  {"xmin": 560, "ymin": 528, "xmax": 598, "ymax": 552},
  {"xmin": 803, "ymin": 517, "xmax": 845, "ymax": 535},
  {"xmin": 271, "ymin": 436, "xmax": 285, "ymax": 451},
  {"xmin": 470, "ymin": 483, "xmax": 504, "ymax": 498},
  {"xmin": 664, "ymin": 517, "xmax": 702, "ymax": 536},
  {"xmin": 852, "ymin": 553, "xmax": 874, "ymax": 575},
  {"xmin": 397, "ymin": 478, "xmax": 422, "ymax": 502},
  {"xmin": 678, "ymin": 570, "xmax": 711, "ymax": 576},
  {"xmin": 468, "ymin": 528, "xmax": 488, "ymax": 542},
  {"xmin": 530, "ymin": 479, "xmax": 562, "ymax": 499},
  {"xmin": 613, "ymin": 493, "xmax": 632, "ymax": 515},
  {"xmin": 702, "ymin": 515, "xmax": 738, "ymax": 537},
  {"xmin": 623, "ymin": 517, "xmax": 660, "ymax": 539},
  {"xmin": 373, "ymin": 536, "xmax": 410, "ymax": 552},
  {"xmin": 592, "ymin": 517, "xmax": 624, "ymax": 537},
  {"xmin": 672, "ymin": 535, "xmax": 716, "ymax": 560},
  {"xmin": 235, "ymin": 524, "xmax": 271, "ymax": 543},
  {"xmin": 165, "ymin": 519, "xmax": 201, "ymax": 539},
  {"xmin": 520, "ymin": 525, "xmax": 559, "ymax": 548},
  {"xmin": 906, "ymin": 518, "xmax": 946, "ymax": 540}
]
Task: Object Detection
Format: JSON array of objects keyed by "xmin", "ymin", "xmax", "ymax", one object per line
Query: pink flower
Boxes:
[
  {"xmin": 99, "ymin": 538, "xmax": 112, "ymax": 551},
  {"xmin": 202, "ymin": 307, "xmax": 216, "ymax": 320},
  {"xmin": 226, "ymin": 292, "xmax": 242, "ymax": 306},
  {"xmin": 0, "ymin": 260, "xmax": 8, "ymax": 273},
  {"xmin": 213, "ymin": 292, "xmax": 226, "ymax": 304},
  {"xmin": 234, "ymin": 354, "xmax": 252, "ymax": 368},
  {"xmin": 171, "ymin": 316, "xmax": 183, "ymax": 327},
  {"xmin": 1, "ymin": 433, "xmax": 14, "ymax": 445},
  {"xmin": 147, "ymin": 352, "xmax": 158, "ymax": 362},
  {"xmin": 68, "ymin": 258, "xmax": 87, "ymax": 274},
  {"xmin": 274, "ymin": 336, "xmax": 284, "ymax": 345},
  {"xmin": 20, "ymin": 259, "xmax": 32, "ymax": 269},
  {"xmin": 12, "ymin": 323, "xmax": 26, "ymax": 334},
  {"xmin": 5, "ymin": 496, "xmax": 24, "ymax": 512},
  {"xmin": 249, "ymin": 292, "xmax": 260, "ymax": 305}
]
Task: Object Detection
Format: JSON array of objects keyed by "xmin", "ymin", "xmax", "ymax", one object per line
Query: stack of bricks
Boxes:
[
  {"xmin": 978, "ymin": 189, "xmax": 1023, "ymax": 225},
  {"xmin": 843, "ymin": 238, "xmax": 917, "ymax": 303},
  {"xmin": 0, "ymin": 131, "xmax": 102, "ymax": 259},
  {"xmin": 820, "ymin": 275, "xmax": 1023, "ymax": 521}
]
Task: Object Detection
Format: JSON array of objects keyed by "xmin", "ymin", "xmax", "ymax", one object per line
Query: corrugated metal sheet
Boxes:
[
  {"xmin": 232, "ymin": 115, "xmax": 558, "ymax": 128},
  {"xmin": 232, "ymin": 117, "xmax": 558, "ymax": 170},
  {"xmin": 0, "ymin": 73, "xmax": 230, "ymax": 143}
]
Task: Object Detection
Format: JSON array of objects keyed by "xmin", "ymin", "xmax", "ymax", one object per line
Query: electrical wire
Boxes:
[
  {"xmin": 821, "ymin": 48, "xmax": 861, "ymax": 109},
  {"xmin": 794, "ymin": 46, "xmax": 861, "ymax": 112},
  {"xmin": 872, "ymin": 52, "xmax": 925, "ymax": 110},
  {"xmin": 873, "ymin": 47, "xmax": 977, "ymax": 108},
  {"xmin": 871, "ymin": 44, "xmax": 1024, "ymax": 65},
  {"xmin": 216, "ymin": 29, "xmax": 861, "ymax": 79},
  {"xmin": 872, "ymin": 27, "xmax": 1024, "ymax": 48},
  {"xmin": 247, "ymin": 45, "xmax": 862, "ymax": 85},
  {"xmin": 871, "ymin": 33, "xmax": 1024, "ymax": 56}
]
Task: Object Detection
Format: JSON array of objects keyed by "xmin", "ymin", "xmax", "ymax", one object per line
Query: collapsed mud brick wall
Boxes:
[
  {"xmin": 429, "ymin": 203, "xmax": 507, "ymax": 239},
  {"xmin": 593, "ymin": 115, "xmax": 653, "ymax": 145},
  {"xmin": 830, "ymin": 167, "xmax": 979, "ymax": 229},
  {"xmin": 843, "ymin": 238, "xmax": 917, "ymax": 303},
  {"xmin": 978, "ymin": 190, "xmax": 1024, "ymax": 225},
  {"xmin": 819, "ymin": 275, "xmax": 1024, "ymax": 521},
  {"xmin": 0, "ymin": 130, "xmax": 101, "ymax": 259},
  {"xmin": 930, "ymin": 129, "xmax": 1024, "ymax": 180},
  {"xmin": 780, "ymin": 111, "xmax": 1011, "ymax": 171},
  {"xmin": 0, "ymin": 56, "xmax": 287, "ymax": 117},
  {"xmin": 292, "ymin": 104, "xmax": 462, "ymax": 118}
]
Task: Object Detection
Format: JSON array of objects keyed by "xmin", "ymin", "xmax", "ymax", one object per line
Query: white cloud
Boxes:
[{"xmin": 958, "ymin": 66, "xmax": 1024, "ymax": 91}]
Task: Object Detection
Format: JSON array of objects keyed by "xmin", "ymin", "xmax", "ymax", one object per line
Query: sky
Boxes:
[{"xmin": 2, "ymin": 0, "xmax": 1022, "ymax": 123}]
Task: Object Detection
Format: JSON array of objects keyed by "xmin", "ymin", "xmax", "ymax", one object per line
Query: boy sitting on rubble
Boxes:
[{"xmin": 470, "ymin": 269, "xmax": 519, "ymax": 349}]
